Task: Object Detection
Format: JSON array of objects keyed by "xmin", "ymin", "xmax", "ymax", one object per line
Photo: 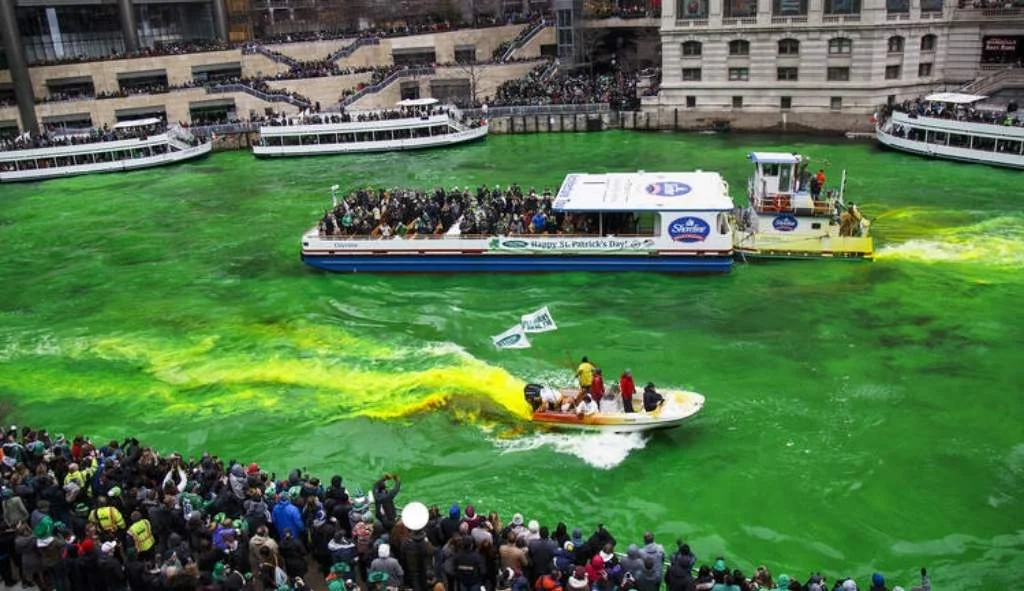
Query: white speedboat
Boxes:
[{"xmin": 524, "ymin": 385, "xmax": 705, "ymax": 433}]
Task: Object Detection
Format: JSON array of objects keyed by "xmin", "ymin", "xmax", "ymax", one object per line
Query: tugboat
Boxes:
[
  {"xmin": 523, "ymin": 384, "xmax": 705, "ymax": 433},
  {"xmin": 732, "ymin": 152, "xmax": 873, "ymax": 259}
]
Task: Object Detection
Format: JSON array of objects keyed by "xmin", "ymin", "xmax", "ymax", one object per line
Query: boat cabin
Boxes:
[{"xmin": 747, "ymin": 152, "xmax": 841, "ymax": 218}]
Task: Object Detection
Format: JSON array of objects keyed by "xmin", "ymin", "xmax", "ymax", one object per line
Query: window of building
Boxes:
[
  {"xmin": 781, "ymin": 96, "xmax": 792, "ymax": 109},
  {"xmin": 682, "ymin": 68, "xmax": 702, "ymax": 81},
  {"xmin": 887, "ymin": 36, "xmax": 904, "ymax": 53},
  {"xmin": 919, "ymin": 62, "xmax": 933, "ymax": 77},
  {"xmin": 725, "ymin": 0, "xmax": 758, "ymax": 17},
  {"xmin": 454, "ymin": 46, "xmax": 477, "ymax": 63},
  {"xmin": 682, "ymin": 41, "xmax": 702, "ymax": 56},
  {"xmin": 824, "ymin": 0, "xmax": 860, "ymax": 14},
  {"xmin": 729, "ymin": 68, "xmax": 750, "ymax": 81},
  {"xmin": 729, "ymin": 40, "xmax": 751, "ymax": 56},
  {"xmin": 772, "ymin": 0, "xmax": 808, "ymax": 15},
  {"xmin": 777, "ymin": 67, "xmax": 799, "ymax": 81},
  {"xmin": 732, "ymin": 96, "xmax": 743, "ymax": 108},
  {"xmin": 921, "ymin": 0, "xmax": 942, "ymax": 12},
  {"xmin": 921, "ymin": 34, "xmax": 937, "ymax": 52},
  {"xmin": 885, "ymin": 65, "xmax": 901, "ymax": 79},
  {"xmin": 831, "ymin": 97, "xmax": 842, "ymax": 110},
  {"xmin": 828, "ymin": 38, "xmax": 853, "ymax": 54},
  {"xmin": 886, "ymin": 0, "xmax": 909, "ymax": 12},
  {"xmin": 686, "ymin": 95, "xmax": 697, "ymax": 108},
  {"xmin": 827, "ymin": 67, "xmax": 850, "ymax": 81},
  {"xmin": 678, "ymin": 0, "xmax": 710, "ymax": 18},
  {"xmin": 778, "ymin": 38, "xmax": 800, "ymax": 55}
]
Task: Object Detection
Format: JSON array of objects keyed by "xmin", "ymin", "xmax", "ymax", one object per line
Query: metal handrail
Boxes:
[
  {"xmin": 207, "ymin": 83, "xmax": 311, "ymax": 108},
  {"xmin": 340, "ymin": 67, "xmax": 436, "ymax": 107},
  {"xmin": 330, "ymin": 37, "xmax": 381, "ymax": 62},
  {"xmin": 462, "ymin": 103, "xmax": 611, "ymax": 118},
  {"xmin": 316, "ymin": 231, "xmax": 655, "ymax": 241}
]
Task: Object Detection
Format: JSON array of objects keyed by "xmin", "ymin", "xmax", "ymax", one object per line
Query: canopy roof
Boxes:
[
  {"xmin": 113, "ymin": 117, "xmax": 162, "ymax": 129},
  {"xmin": 748, "ymin": 152, "xmax": 801, "ymax": 165},
  {"xmin": 553, "ymin": 171, "xmax": 733, "ymax": 212},
  {"xmin": 396, "ymin": 98, "xmax": 439, "ymax": 107},
  {"xmin": 924, "ymin": 92, "xmax": 988, "ymax": 104}
]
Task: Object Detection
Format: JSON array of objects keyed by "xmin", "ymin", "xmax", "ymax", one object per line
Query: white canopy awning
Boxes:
[
  {"xmin": 396, "ymin": 98, "xmax": 439, "ymax": 107},
  {"xmin": 924, "ymin": 92, "xmax": 988, "ymax": 105},
  {"xmin": 113, "ymin": 117, "xmax": 163, "ymax": 129}
]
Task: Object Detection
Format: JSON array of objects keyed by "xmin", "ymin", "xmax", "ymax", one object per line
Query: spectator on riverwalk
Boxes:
[{"xmin": 0, "ymin": 424, "xmax": 932, "ymax": 590}]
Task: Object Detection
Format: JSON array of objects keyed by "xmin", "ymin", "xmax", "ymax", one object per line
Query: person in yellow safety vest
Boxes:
[
  {"xmin": 127, "ymin": 511, "xmax": 155, "ymax": 561},
  {"xmin": 63, "ymin": 455, "xmax": 98, "ymax": 498},
  {"xmin": 88, "ymin": 497, "xmax": 126, "ymax": 538}
]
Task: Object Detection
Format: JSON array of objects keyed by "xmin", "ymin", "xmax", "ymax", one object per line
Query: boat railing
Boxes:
[
  {"xmin": 315, "ymin": 231, "xmax": 657, "ymax": 241},
  {"xmin": 752, "ymin": 193, "xmax": 835, "ymax": 216}
]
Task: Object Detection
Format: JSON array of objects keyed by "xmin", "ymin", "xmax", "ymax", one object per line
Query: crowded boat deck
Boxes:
[
  {"xmin": 876, "ymin": 93, "xmax": 1024, "ymax": 169},
  {"xmin": 253, "ymin": 99, "xmax": 487, "ymax": 157},
  {"xmin": 0, "ymin": 118, "xmax": 211, "ymax": 182},
  {"xmin": 300, "ymin": 172, "xmax": 736, "ymax": 273}
]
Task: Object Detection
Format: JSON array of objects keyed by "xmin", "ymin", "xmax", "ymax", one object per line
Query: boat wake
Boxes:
[
  {"xmin": 874, "ymin": 214, "xmax": 1024, "ymax": 268},
  {"xmin": 492, "ymin": 431, "xmax": 648, "ymax": 470}
]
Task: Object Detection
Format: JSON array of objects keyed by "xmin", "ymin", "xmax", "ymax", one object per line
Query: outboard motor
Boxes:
[{"xmin": 524, "ymin": 384, "xmax": 544, "ymax": 411}]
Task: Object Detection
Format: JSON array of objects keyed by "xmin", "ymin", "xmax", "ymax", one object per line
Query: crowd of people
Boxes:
[
  {"xmin": 0, "ymin": 121, "xmax": 169, "ymax": 153},
  {"xmin": 484, "ymin": 65, "xmax": 639, "ymax": 110},
  {"xmin": 584, "ymin": 1, "xmax": 662, "ymax": 19},
  {"xmin": 0, "ymin": 424, "xmax": 933, "ymax": 591},
  {"xmin": 317, "ymin": 184, "xmax": 641, "ymax": 239},
  {"xmin": 27, "ymin": 40, "xmax": 232, "ymax": 67},
  {"xmin": 886, "ymin": 97, "xmax": 1022, "ymax": 127}
]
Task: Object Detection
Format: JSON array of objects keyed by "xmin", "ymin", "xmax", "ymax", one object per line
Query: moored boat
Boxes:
[
  {"xmin": 300, "ymin": 171, "xmax": 736, "ymax": 273},
  {"xmin": 0, "ymin": 119, "xmax": 211, "ymax": 183},
  {"xmin": 524, "ymin": 385, "xmax": 705, "ymax": 433},
  {"xmin": 732, "ymin": 152, "xmax": 873, "ymax": 260},
  {"xmin": 875, "ymin": 93, "xmax": 1024, "ymax": 170},
  {"xmin": 253, "ymin": 98, "xmax": 487, "ymax": 158}
]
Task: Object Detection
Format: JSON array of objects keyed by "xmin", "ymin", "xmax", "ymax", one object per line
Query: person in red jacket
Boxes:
[
  {"xmin": 619, "ymin": 369, "xmax": 636, "ymax": 413},
  {"xmin": 590, "ymin": 369, "xmax": 605, "ymax": 408}
]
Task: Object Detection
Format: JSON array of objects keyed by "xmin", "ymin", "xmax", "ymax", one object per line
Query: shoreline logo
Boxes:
[
  {"xmin": 667, "ymin": 216, "xmax": 710, "ymax": 242},
  {"xmin": 772, "ymin": 215, "xmax": 799, "ymax": 232},
  {"xmin": 645, "ymin": 181, "xmax": 692, "ymax": 197}
]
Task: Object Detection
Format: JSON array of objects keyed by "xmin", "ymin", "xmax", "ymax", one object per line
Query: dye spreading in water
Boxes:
[{"xmin": 1, "ymin": 133, "xmax": 1021, "ymax": 590}]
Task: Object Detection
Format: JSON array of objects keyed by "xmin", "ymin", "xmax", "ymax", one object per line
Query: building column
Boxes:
[
  {"xmin": 211, "ymin": 0, "xmax": 229, "ymax": 43},
  {"xmin": 0, "ymin": 0, "xmax": 39, "ymax": 136},
  {"xmin": 116, "ymin": 0, "xmax": 139, "ymax": 53}
]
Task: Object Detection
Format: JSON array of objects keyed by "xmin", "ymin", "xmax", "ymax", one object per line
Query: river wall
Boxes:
[{"xmin": 209, "ymin": 110, "xmax": 874, "ymax": 152}]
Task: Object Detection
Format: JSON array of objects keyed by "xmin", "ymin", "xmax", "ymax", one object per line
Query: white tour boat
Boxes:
[
  {"xmin": 732, "ymin": 152, "xmax": 873, "ymax": 259},
  {"xmin": 875, "ymin": 93, "xmax": 1024, "ymax": 170},
  {"xmin": 253, "ymin": 98, "xmax": 488, "ymax": 158},
  {"xmin": 300, "ymin": 171, "xmax": 736, "ymax": 273},
  {"xmin": 0, "ymin": 118, "xmax": 212, "ymax": 183}
]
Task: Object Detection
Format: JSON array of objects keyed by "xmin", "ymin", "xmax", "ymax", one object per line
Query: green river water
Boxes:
[{"xmin": 1, "ymin": 131, "xmax": 1022, "ymax": 589}]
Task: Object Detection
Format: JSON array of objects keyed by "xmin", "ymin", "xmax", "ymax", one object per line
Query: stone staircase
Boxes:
[
  {"xmin": 329, "ymin": 37, "xmax": 381, "ymax": 63},
  {"xmin": 249, "ymin": 44, "xmax": 300, "ymax": 68},
  {"xmin": 500, "ymin": 19, "xmax": 550, "ymax": 62},
  {"xmin": 207, "ymin": 83, "xmax": 311, "ymax": 109},
  {"xmin": 335, "ymin": 67, "xmax": 436, "ymax": 109},
  {"xmin": 960, "ymin": 66, "xmax": 1024, "ymax": 95}
]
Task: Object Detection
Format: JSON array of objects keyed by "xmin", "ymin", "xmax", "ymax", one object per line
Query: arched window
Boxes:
[
  {"xmin": 887, "ymin": 36, "xmax": 905, "ymax": 53},
  {"xmin": 729, "ymin": 39, "xmax": 750, "ymax": 56},
  {"xmin": 778, "ymin": 38, "xmax": 800, "ymax": 55},
  {"xmin": 828, "ymin": 37, "xmax": 853, "ymax": 54},
  {"xmin": 682, "ymin": 41, "xmax": 702, "ymax": 56},
  {"xmin": 921, "ymin": 34, "xmax": 937, "ymax": 51}
]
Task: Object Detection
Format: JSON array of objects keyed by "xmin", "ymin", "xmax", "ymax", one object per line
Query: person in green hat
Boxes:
[{"xmin": 367, "ymin": 570, "xmax": 390, "ymax": 591}]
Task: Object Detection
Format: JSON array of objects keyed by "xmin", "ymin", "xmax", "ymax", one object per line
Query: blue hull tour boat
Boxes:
[{"xmin": 300, "ymin": 171, "xmax": 736, "ymax": 273}]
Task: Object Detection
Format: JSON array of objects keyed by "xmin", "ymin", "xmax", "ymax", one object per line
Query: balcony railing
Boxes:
[
  {"xmin": 771, "ymin": 15, "xmax": 809, "ymax": 23},
  {"xmin": 462, "ymin": 103, "xmax": 610, "ymax": 118}
]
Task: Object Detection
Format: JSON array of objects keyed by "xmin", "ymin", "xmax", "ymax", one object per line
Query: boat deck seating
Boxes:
[{"xmin": 754, "ymin": 193, "xmax": 833, "ymax": 216}]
